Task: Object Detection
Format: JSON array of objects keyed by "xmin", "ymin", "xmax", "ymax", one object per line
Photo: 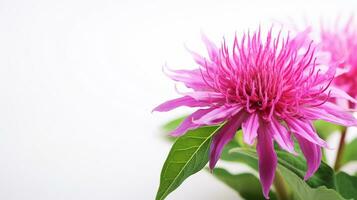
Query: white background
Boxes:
[{"xmin": 0, "ymin": 0, "xmax": 356, "ymax": 199}]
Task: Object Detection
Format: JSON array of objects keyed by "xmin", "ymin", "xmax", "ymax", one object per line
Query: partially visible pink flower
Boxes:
[
  {"xmin": 320, "ymin": 16, "xmax": 357, "ymax": 109},
  {"xmin": 154, "ymin": 28, "xmax": 357, "ymax": 198}
]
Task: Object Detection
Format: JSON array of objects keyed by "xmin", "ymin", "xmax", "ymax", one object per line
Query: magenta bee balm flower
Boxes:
[
  {"xmin": 320, "ymin": 17, "xmax": 357, "ymax": 109},
  {"xmin": 154, "ymin": 28, "xmax": 357, "ymax": 198}
]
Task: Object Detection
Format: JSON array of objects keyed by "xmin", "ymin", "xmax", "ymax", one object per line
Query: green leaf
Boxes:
[
  {"xmin": 229, "ymin": 148, "xmax": 335, "ymax": 189},
  {"xmin": 229, "ymin": 148, "xmax": 345, "ymax": 200},
  {"xmin": 279, "ymin": 166, "xmax": 346, "ymax": 200},
  {"xmin": 160, "ymin": 116, "xmax": 187, "ymax": 142},
  {"xmin": 162, "ymin": 116, "xmax": 186, "ymax": 133},
  {"xmin": 275, "ymin": 151, "xmax": 335, "ymax": 189},
  {"xmin": 336, "ymin": 171, "xmax": 357, "ymax": 200},
  {"xmin": 341, "ymin": 138, "xmax": 357, "ymax": 166},
  {"xmin": 223, "ymin": 147, "xmax": 259, "ymax": 170},
  {"xmin": 156, "ymin": 125, "xmax": 222, "ymax": 200},
  {"xmin": 314, "ymin": 120, "xmax": 343, "ymax": 140},
  {"xmin": 212, "ymin": 168, "xmax": 278, "ymax": 200},
  {"xmin": 220, "ymin": 132, "xmax": 242, "ymax": 161}
]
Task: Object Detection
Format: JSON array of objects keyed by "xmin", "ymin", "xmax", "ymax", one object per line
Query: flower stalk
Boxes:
[
  {"xmin": 273, "ymin": 171, "xmax": 290, "ymax": 200},
  {"xmin": 334, "ymin": 127, "xmax": 347, "ymax": 171}
]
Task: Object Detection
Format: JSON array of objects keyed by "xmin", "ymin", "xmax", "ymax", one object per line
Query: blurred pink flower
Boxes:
[
  {"xmin": 154, "ymin": 28, "xmax": 357, "ymax": 198},
  {"xmin": 320, "ymin": 16, "xmax": 357, "ymax": 109}
]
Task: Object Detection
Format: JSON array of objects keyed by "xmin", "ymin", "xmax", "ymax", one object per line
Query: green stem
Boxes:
[
  {"xmin": 334, "ymin": 127, "xmax": 347, "ymax": 171},
  {"xmin": 274, "ymin": 171, "xmax": 289, "ymax": 200}
]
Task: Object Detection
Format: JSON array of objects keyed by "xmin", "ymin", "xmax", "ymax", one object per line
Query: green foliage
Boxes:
[
  {"xmin": 212, "ymin": 168, "xmax": 278, "ymax": 200},
  {"xmin": 155, "ymin": 125, "xmax": 222, "ymax": 200},
  {"xmin": 230, "ymin": 148, "xmax": 346, "ymax": 200},
  {"xmin": 314, "ymin": 120, "xmax": 343, "ymax": 140},
  {"xmin": 275, "ymin": 151, "xmax": 335, "ymax": 189},
  {"xmin": 220, "ymin": 131, "xmax": 242, "ymax": 161},
  {"xmin": 279, "ymin": 166, "xmax": 345, "ymax": 200},
  {"xmin": 221, "ymin": 142, "xmax": 336, "ymax": 189},
  {"xmin": 229, "ymin": 148, "xmax": 336, "ymax": 189},
  {"xmin": 162, "ymin": 116, "xmax": 186, "ymax": 133},
  {"xmin": 336, "ymin": 171, "xmax": 357, "ymax": 200},
  {"xmin": 158, "ymin": 118, "xmax": 356, "ymax": 200},
  {"xmin": 160, "ymin": 116, "xmax": 186, "ymax": 142}
]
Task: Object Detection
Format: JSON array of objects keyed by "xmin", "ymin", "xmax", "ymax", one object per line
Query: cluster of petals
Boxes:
[{"xmin": 154, "ymin": 28, "xmax": 357, "ymax": 198}]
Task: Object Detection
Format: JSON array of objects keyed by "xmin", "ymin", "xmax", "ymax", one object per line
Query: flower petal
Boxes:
[
  {"xmin": 295, "ymin": 134, "xmax": 322, "ymax": 180},
  {"xmin": 201, "ymin": 33, "xmax": 219, "ymax": 61},
  {"xmin": 170, "ymin": 108, "xmax": 217, "ymax": 137},
  {"xmin": 185, "ymin": 47, "xmax": 207, "ymax": 66},
  {"xmin": 185, "ymin": 91, "xmax": 224, "ymax": 102},
  {"xmin": 286, "ymin": 118, "xmax": 328, "ymax": 148},
  {"xmin": 269, "ymin": 118, "xmax": 295, "ymax": 154},
  {"xmin": 153, "ymin": 96, "xmax": 208, "ymax": 112},
  {"xmin": 209, "ymin": 112, "xmax": 247, "ymax": 169},
  {"xmin": 242, "ymin": 112, "xmax": 259, "ymax": 145},
  {"xmin": 302, "ymin": 102, "xmax": 357, "ymax": 126},
  {"xmin": 257, "ymin": 123, "xmax": 277, "ymax": 199},
  {"xmin": 329, "ymin": 86, "xmax": 357, "ymax": 104},
  {"xmin": 163, "ymin": 67, "xmax": 211, "ymax": 90},
  {"xmin": 193, "ymin": 105, "xmax": 242, "ymax": 125}
]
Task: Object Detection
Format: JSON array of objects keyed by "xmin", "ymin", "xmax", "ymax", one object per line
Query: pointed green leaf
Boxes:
[
  {"xmin": 229, "ymin": 148, "xmax": 335, "ymax": 189},
  {"xmin": 229, "ymin": 148, "xmax": 345, "ymax": 200},
  {"xmin": 156, "ymin": 125, "xmax": 222, "ymax": 200},
  {"xmin": 336, "ymin": 171, "xmax": 357, "ymax": 200},
  {"xmin": 279, "ymin": 166, "xmax": 345, "ymax": 200},
  {"xmin": 212, "ymin": 168, "xmax": 278, "ymax": 200},
  {"xmin": 275, "ymin": 151, "xmax": 335, "ymax": 189}
]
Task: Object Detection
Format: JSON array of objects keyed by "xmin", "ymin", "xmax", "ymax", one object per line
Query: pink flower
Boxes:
[
  {"xmin": 320, "ymin": 16, "xmax": 357, "ymax": 109},
  {"xmin": 154, "ymin": 28, "xmax": 357, "ymax": 198}
]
